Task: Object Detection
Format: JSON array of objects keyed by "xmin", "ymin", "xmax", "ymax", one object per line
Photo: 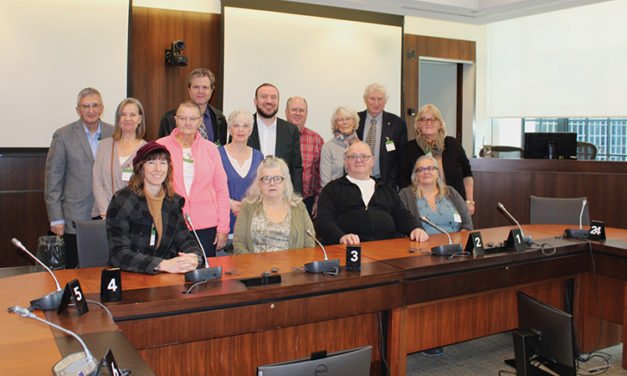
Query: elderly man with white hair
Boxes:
[{"xmin": 356, "ymin": 83, "xmax": 408, "ymax": 190}]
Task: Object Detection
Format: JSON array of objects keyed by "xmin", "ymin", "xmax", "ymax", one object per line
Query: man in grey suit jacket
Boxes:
[
  {"xmin": 247, "ymin": 83, "xmax": 303, "ymax": 194},
  {"xmin": 357, "ymin": 83, "xmax": 408, "ymax": 190},
  {"xmin": 45, "ymin": 88, "xmax": 114, "ymax": 268}
]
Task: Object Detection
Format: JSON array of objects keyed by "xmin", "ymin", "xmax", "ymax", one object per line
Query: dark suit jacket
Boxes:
[
  {"xmin": 247, "ymin": 116, "xmax": 303, "ymax": 194},
  {"xmin": 45, "ymin": 120, "xmax": 114, "ymax": 234},
  {"xmin": 158, "ymin": 105, "xmax": 227, "ymax": 145},
  {"xmin": 357, "ymin": 110, "xmax": 408, "ymax": 189}
]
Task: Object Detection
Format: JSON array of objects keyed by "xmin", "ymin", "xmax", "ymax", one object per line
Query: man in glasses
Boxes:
[
  {"xmin": 45, "ymin": 87, "xmax": 114, "ymax": 268},
  {"xmin": 158, "ymin": 68, "xmax": 227, "ymax": 146},
  {"xmin": 357, "ymin": 83, "xmax": 407, "ymax": 190},
  {"xmin": 317, "ymin": 141, "xmax": 428, "ymax": 245}
]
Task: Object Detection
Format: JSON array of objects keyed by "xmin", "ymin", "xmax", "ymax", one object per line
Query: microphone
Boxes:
[
  {"xmin": 565, "ymin": 199, "xmax": 590, "ymax": 239},
  {"xmin": 11, "ymin": 238, "xmax": 63, "ymax": 310},
  {"xmin": 496, "ymin": 203, "xmax": 532, "ymax": 244},
  {"xmin": 8, "ymin": 305, "xmax": 99, "ymax": 375},
  {"xmin": 182, "ymin": 214, "xmax": 222, "ymax": 283},
  {"xmin": 303, "ymin": 229, "xmax": 340, "ymax": 274},
  {"xmin": 419, "ymin": 216, "xmax": 463, "ymax": 256}
]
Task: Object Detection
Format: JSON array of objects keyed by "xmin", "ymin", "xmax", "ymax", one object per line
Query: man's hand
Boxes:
[
  {"xmin": 339, "ymin": 233, "xmax": 360, "ymax": 245},
  {"xmin": 156, "ymin": 252, "xmax": 199, "ymax": 273},
  {"xmin": 214, "ymin": 232, "xmax": 229, "ymax": 250},
  {"xmin": 50, "ymin": 224, "xmax": 65, "ymax": 236},
  {"xmin": 410, "ymin": 228, "xmax": 429, "ymax": 242}
]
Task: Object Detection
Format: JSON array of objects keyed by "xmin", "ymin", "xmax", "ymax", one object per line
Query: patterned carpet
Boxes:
[{"xmin": 406, "ymin": 332, "xmax": 624, "ymax": 375}]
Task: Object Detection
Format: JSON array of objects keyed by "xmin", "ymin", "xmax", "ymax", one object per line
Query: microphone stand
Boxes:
[
  {"xmin": 11, "ymin": 238, "xmax": 63, "ymax": 310},
  {"xmin": 303, "ymin": 230, "xmax": 340, "ymax": 274},
  {"xmin": 419, "ymin": 217, "xmax": 463, "ymax": 256},
  {"xmin": 497, "ymin": 203, "xmax": 532, "ymax": 244},
  {"xmin": 564, "ymin": 199, "xmax": 590, "ymax": 239},
  {"xmin": 182, "ymin": 214, "xmax": 222, "ymax": 283}
]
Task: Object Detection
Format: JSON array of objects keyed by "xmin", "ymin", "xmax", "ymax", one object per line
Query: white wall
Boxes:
[
  {"xmin": 487, "ymin": 0, "xmax": 627, "ymax": 118},
  {"xmin": 1, "ymin": 0, "xmax": 129, "ymax": 147}
]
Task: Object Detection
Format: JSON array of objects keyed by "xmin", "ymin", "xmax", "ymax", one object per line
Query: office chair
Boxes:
[
  {"xmin": 576, "ymin": 142, "xmax": 597, "ymax": 160},
  {"xmin": 529, "ymin": 195, "xmax": 590, "ymax": 226},
  {"xmin": 479, "ymin": 145, "xmax": 524, "ymax": 159},
  {"xmin": 73, "ymin": 220, "xmax": 110, "ymax": 268}
]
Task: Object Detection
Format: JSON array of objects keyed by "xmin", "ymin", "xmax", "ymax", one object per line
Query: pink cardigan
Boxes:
[{"xmin": 157, "ymin": 129, "xmax": 230, "ymax": 234}]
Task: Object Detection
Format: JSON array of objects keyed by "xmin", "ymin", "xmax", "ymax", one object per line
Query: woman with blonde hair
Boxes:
[
  {"xmin": 93, "ymin": 97, "xmax": 147, "ymax": 218},
  {"xmin": 233, "ymin": 156, "xmax": 315, "ymax": 254},
  {"xmin": 398, "ymin": 104, "xmax": 475, "ymax": 215},
  {"xmin": 399, "ymin": 155, "xmax": 472, "ymax": 235}
]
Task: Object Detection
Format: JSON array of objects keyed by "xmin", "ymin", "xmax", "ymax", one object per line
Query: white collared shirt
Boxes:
[{"xmin": 256, "ymin": 114, "xmax": 277, "ymax": 157}]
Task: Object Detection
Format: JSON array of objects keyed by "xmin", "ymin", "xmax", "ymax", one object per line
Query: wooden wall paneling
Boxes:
[
  {"xmin": 0, "ymin": 153, "xmax": 49, "ymax": 267},
  {"xmin": 403, "ymin": 35, "xmax": 418, "ymax": 138},
  {"xmin": 136, "ymin": 313, "xmax": 381, "ymax": 375},
  {"xmin": 129, "ymin": 7, "xmax": 222, "ymax": 141},
  {"xmin": 404, "ymin": 280, "xmax": 566, "ymax": 353}
]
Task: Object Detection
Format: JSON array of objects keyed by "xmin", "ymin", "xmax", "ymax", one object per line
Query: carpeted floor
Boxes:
[{"xmin": 406, "ymin": 332, "xmax": 624, "ymax": 375}]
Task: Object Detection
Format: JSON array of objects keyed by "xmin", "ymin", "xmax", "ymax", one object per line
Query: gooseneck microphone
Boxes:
[
  {"xmin": 496, "ymin": 203, "xmax": 532, "ymax": 244},
  {"xmin": 565, "ymin": 199, "xmax": 590, "ymax": 239},
  {"xmin": 183, "ymin": 214, "xmax": 222, "ymax": 283},
  {"xmin": 11, "ymin": 238, "xmax": 63, "ymax": 310},
  {"xmin": 8, "ymin": 305, "xmax": 99, "ymax": 376},
  {"xmin": 419, "ymin": 216, "xmax": 463, "ymax": 256},
  {"xmin": 303, "ymin": 230, "xmax": 340, "ymax": 274}
]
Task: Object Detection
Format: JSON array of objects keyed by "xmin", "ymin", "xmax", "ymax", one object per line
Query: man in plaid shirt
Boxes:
[{"xmin": 286, "ymin": 97, "xmax": 323, "ymax": 217}]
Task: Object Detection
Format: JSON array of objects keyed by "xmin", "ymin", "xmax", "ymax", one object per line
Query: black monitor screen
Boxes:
[
  {"xmin": 516, "ymin": 292, "xmax": 576, "ymax": 376},
  {"xmin": 257, "ymin": 346, "xmax": 371, "ymax": 376},
  {"xmin": 524, "ymin": 132, "xmax": 577, "ymax": 159}
]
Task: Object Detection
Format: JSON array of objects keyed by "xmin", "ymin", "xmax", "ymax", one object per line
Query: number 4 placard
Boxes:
[{"xmin": 101, "ymin": 268, "xmax": 122, "ymax": 302}]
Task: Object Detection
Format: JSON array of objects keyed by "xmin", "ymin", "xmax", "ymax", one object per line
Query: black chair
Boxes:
[
  {"xmin": 576, "ymin": 141, "xmax": 597, "ymax": 160},
  {"xmin": 73, "ymin": 220, "xmax": 110, "ymax": 268},
  {"xmin": 479, "ymin": 145, "xmax": 524, "ymax": 159},
  {"xmin": 529, "ymin": 195, "xmax": 590, "ymax": 226}
]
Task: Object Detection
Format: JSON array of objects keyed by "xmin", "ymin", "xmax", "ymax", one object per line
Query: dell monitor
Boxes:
[
  {"xmin": 510, "ymin": 292, "xmax": 577, "ymax": 376},
  {"xmin": 256, "ymin": 346, "xmax": 371, "ymax": 376},
  {"xmin": 524, "ymin": 132, "xmax": 577, "ymax": 159}
]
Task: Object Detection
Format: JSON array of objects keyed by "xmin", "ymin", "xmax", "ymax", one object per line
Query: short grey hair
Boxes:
[
  {"xmin": 76, "ymin": 87, "xmax": 101, "ymax": 106},
  {"xmin": 227, "ymin": 109, "xmax": 254, "ymax": 129},
  {"xmin": 286, "ymin": 96, "xmax": 308, "ymax": 110},
  {"xmin": 330, "ymin": 106, "xmax": 360, "ymax": 133},
  {"xmin": 362, "ymin": 83, "xmax": 388, "ymax": 100}
]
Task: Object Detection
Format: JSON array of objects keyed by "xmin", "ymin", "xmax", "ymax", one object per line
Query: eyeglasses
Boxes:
[
  {"xmin": 346, "ymin": 154, "xmax": 373, "ymax": 161},
  {"xmin": 418, "ymin": 118, "xmax": 439, "ymax": 124},
  {"xmin": 260, "ymin": 176, "xmax": 284, "ymax": 184},
  {"xmin": 414, "ymin": 166, "xmax": 439, "ymax": 173},
  {"xmin": 79, "ymin": 103, "xmax": 101, "ymax": 110},
  {"xmin": 175, "ymin": 116, "xmax": 201, "ymax": 123}
]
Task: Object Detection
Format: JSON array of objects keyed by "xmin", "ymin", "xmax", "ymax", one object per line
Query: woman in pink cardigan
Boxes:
[{"xmin": 157, "ymin": 101, "xmax": 230, "ymax": 257}]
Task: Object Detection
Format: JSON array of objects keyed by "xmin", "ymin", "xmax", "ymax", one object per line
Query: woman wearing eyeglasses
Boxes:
[
  {"xmin": 320, "ymin": 106, "xmax": 360, "ymax": 188},
  {"xmin": 399, "ymin": 155, "xmax": 473, "ymax": 235},
  {"xmin": 398, "ymin": 104, "xmax": 475, "ymax": 215},
  {"xmin": 233, "ymin": 156, "xmax": 315, "ymax": 254},
  {"xmin": 157, "ymin": 101, "xmax": 230, "ymax": 258}
]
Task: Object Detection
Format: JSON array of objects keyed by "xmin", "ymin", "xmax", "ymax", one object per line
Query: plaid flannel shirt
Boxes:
[{"xmin": 299, "ymin": 127, "xmax": 324, "ymax": 200}]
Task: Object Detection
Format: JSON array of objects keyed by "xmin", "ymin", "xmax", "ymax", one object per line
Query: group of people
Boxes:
[{"xmin": 44, "ymin": 67, "xmax": 475, "ymax": 274}]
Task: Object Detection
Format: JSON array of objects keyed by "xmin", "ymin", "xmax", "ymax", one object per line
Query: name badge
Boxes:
[
  {"xmin": 453, "ymin": 212, "xmax": 462, "ymax": 223},
  {"xmin": 122, "ymin": 168, "xmax": 133, "ymax": 182},
  {"xmin": 150, "ymin": 225, "xmax": 156, "ymax": 246},
  {"xmin": 385, "ymin": 138, "xmax": 396, "ymax": 152}
]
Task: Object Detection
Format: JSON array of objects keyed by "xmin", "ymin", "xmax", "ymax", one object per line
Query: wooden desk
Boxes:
[{"xmin": 1, "ymin": 225, "xmax": 624, "ymax": 375}]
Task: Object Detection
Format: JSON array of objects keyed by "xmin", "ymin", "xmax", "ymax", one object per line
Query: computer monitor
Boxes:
[
  {"xmin": 524, "ymin": 132, "xmax": 577, "ymax": 159},
  {"xmin": 511, "ymin": 292, "xmax": 577, "ymax": 376},
  {"xmin": 256, "ymin": 346, "xmax": 372, "ymax": 376}
]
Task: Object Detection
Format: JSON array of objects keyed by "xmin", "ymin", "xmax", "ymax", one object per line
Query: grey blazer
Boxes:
[
  {"xmin": 399, "ymin": 186, "xmax": 473, "ymax": 231},
  {"xmin": 45, "ymin": 120, "xmax": 114, "ymax": 233}
]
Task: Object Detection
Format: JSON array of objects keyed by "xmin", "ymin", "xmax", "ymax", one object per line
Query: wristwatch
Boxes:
[{"xmin": 466, "ymin": 200, "xmax": 475, "ymax": 205}]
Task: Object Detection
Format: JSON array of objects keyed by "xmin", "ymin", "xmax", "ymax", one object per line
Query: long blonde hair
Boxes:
[
  {"xmin": 415, "ymin": 104, "xmax": 447, "ymax": 155},
  {"xmin": 244, "ymin": 156, "xmax": 302, "ymax": 206},
  {"xmin": 410, "ymin": 155, "xmax": 449, "ymax": 199}
]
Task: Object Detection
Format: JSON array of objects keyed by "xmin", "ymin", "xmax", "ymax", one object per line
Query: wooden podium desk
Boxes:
[{"xmin": 0, "ymin": 225, "xmax": 624, "ymax": 375}]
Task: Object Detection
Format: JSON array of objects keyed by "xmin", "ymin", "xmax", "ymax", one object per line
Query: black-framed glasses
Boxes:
[
  {"xmin": 260, "ymin": 176, "xmax": 284, "ymax": 185},
  {"xmin": 414, "ymin": 166, "xmax": 438, "ymax": 173}
]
